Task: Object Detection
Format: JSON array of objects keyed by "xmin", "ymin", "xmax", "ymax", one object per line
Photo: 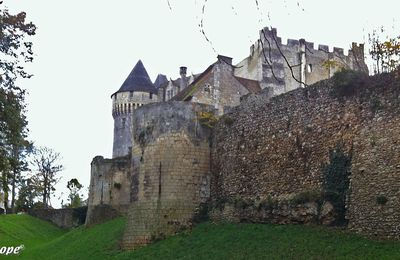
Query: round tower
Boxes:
[{"xmin": 111, "ymin": 60, "xmax": 158, "ymax": 158}]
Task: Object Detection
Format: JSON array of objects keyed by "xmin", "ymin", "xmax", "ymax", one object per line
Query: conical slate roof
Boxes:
[
  {"xmin": 154, "ymin": 74, "xmax": 168, "ymax": 89},
  {"xmin": 114, "ymin": 60, "xmax": 157, "ymax": 95}
]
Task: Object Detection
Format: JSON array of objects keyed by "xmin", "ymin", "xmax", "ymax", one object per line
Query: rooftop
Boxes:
[{"xmin": 113, "ymin": 60, "xmax": 157, "ymax": 96}]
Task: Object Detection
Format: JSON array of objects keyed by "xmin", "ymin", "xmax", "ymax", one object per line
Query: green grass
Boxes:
[
  {"xmin": 1, "ymin": 214, "xmax": 400, "ymax": 259},
  {"xmin": 0, "ymin": 214, "xmax": 65, "ymax": 249}
]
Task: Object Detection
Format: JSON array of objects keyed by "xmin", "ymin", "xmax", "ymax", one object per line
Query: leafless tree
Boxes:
[{"xmin": 31, "ymin": 147, "xmax": 63, "ymax": 208}]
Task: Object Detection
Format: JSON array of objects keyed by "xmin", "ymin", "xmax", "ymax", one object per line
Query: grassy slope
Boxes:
[
  {"xmin": 1, "ymin": 214, "xmax": 400, "ymax": 259},
  {"xmin": 0, "ymin": 214, "xmax": 65, "ymax": 249}
]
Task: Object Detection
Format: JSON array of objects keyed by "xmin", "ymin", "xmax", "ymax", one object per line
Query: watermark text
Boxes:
[{"xmin": 0, "ymin": 245, "xmax": 24, "ymax": 255}]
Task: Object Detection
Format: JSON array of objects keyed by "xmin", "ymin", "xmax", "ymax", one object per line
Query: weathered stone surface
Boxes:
[
  {"xmin": 235, "ymin": 27, "xmax": 368, "ymax": 95},
  {"xmin": 29, "ymin": 207, "xmax": 87, "ymax": 229},
  {"xmin": 121, "ymin": 102, "xmax": 215, "ymax": 250},
  {"xmin": 320, "ymin": 201, "xmax": 335, "ymax": 225},
  {"xmin": 85, "ymin": 204, "xmax": 120, "ymax": 227},
  {"xmin": 86, "ymin": 155, "xmax": 131, "ymax": 226},
  {"xmin": 211, "ymin": 72, "xmax": 400, "ymax": 238}
]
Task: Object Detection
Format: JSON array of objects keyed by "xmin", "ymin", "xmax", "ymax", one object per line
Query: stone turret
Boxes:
[{"xmin": 111, "ymin": 60, "xmax": 158, "ymax": 158}]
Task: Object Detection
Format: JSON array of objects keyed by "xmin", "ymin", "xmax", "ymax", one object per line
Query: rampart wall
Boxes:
[
  {"xmin": 85, "ymin": 155, "xmax": 131, "ymax": 226},
  {"xmin": 29, "ymin": 207, "xmax": 87, "ymax": 229},
  {"xmin": 211, "ymin": 71, "xmax": 400, "ymax": 238}
]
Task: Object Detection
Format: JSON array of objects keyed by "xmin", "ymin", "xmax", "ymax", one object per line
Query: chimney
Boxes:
[
  {"xmin": 217, "ymin": 55, "xmax": 233, "ymax": 65},
  {"xmin": 179, "ymin": 66, "xmax": 187, "ymax": 78},
  {"xmin": 179, "ymin": 66, "xmax": 188, "ymax": 90}
]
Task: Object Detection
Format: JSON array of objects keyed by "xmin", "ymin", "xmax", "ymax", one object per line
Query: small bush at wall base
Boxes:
[
  {"xmin": 290, "ymin": 190, "xmax": 323, "ymax": 205},
  {"xmin": 193, "ymin": 202, "xmax": 210, "ymax": 223},
  {"xmin": 233, "ymin": 197, "xmax": 253, "ymax": 210},
  {"xmin": 258, "ymin": 196, "xmax": 278, "ymax": 211},
  {"xmin": 376, "ymin": 196, "xmax": 388, "ymax": 205}
]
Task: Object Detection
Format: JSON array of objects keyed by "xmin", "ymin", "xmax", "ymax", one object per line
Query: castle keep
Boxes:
[{"xmin": 87, "ymin": 27, "xmax": 400, "ymax": 249}]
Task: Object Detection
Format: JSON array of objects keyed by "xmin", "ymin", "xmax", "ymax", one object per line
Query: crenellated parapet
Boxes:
[
  {"xmin": 255, "ymin": 27, "xmax": 366, "ymax": 60},
  {"xmin": 236, "ymin": 27, "xmax": 368, "ymax": 96}
]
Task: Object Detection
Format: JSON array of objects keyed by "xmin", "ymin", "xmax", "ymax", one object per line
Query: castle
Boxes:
[
  {"xmin": 109, "ymin": 27, "xmax": 367, "ymax": 158},
  {"xmin": 86, "ymin": 27, "xmax": 400, "ymax": 249}
]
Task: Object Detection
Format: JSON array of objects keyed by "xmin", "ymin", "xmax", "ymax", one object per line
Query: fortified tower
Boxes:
[{"xmin": 111, "ymin": 60, "xmax": 158, "ymax": 158}]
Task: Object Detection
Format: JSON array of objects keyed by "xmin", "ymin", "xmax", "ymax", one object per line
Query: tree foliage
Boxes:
[
  {"xmin": 0, "ymin": 4, "xmax": 36, "ymax": 91},
  {"xmin": 369, "ymin": 27, "xmax": 400, "ymax": 74},
  {"xmin": 31, "ymin": 147, "xmax": 63, "ymax": 208},
  {"xmin": 0, "ymin": 3, "xmax": 36, "ymax": 212},
  {"xmin": 66, "ymin": 178, "xmax": 84, "ymax": 208},
  {"xmin": 15, "ymin": 177, "xmax": 37, "ymax": 211}
]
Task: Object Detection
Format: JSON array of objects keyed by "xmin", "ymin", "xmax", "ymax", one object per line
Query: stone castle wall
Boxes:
[
  {"xmin": 121, "ymin": 102, "xmax": 215, "ymax": 249},
  {"xmin": 211, "ymin": 72, "xmax": 400, "ymax": 238},
  {"xmin": 112, "ymin": 91, "xmax": 158, "ymax": 158},
  {"xmin": 235, "ymin": 27, "xmax": 368, "ymax": 96},
  {"xmin": 85, "ymin": 155, "xmax": 132, "ymax": 225},
  {"xmin": 191, "ymin": 59, "xmax": 251, "ymax": 115},
  {"xmin": 87, "ymin": 71, "xmax": 400, "ymax": 244}
]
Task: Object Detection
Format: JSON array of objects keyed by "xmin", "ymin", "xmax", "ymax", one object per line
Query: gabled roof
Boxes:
[
  {"xmin": 112, "ymin": 60, "xmax": 157, "ymax": 96},
  {"xmin": 154, "ymin": 74, "xmax": 168, "ymax": 89},
  {"xmin": 234, "ymin": 76, "xmax": 262, "ymax": 94},
  {"xmin": 171, "ymin": 62, "xmax": 262, "ymax": 101},
  {"xmin": 171, "ymin": 63, "xmax": 215, "ymax": 101}
]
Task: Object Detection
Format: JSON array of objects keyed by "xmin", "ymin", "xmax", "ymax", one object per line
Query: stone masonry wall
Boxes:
[
  {"xmin": 192, "ymin": 59, "xmax": 250, "ymax": 115},
  {"xmin": 211, "ymin": 71, "xmax": 400, "ymax": 238},
  {"xmin": 112, "ymin": 91, "xmax": 158, "ymax": 158},
  {"xmin": 121, "ymin": 102, "xmax": 215, "ymax": 249},
  {"xmin": 235, "ymin": 27, "xmax": 368, "ymax": 96},
  {"xmin": 29, "ymin": 207, "xmax": 87, "ymax": 229},
  {"xmin": 85, "ymin": 155, "xmax": 132, "ymax": 226}
]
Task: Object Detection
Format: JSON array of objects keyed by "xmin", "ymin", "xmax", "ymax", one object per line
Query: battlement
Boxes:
[{"xmin": 256, "ymin": 27, "xmax": 364, "ymax": 58}]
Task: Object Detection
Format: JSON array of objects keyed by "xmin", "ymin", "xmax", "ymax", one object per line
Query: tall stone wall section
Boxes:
[
  {"xmin": 211, "ymin": 72, "xmax": 400, "ymax": 238},
  {"xmin": 86, "ymin": 156, "xmax": 132, "ymax": 226},
  {"xmin": 348, "ymin": 115, "xmax": 400, "ymax": 238},
  {"xmin": 121, "ymin": 102, "xmax": 215, "ymax": 249}
]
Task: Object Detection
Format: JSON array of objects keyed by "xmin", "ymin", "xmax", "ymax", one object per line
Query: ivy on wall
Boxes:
[{"xmin": 322, "ymin": 142, "xmax": 352, "ymax": 226}]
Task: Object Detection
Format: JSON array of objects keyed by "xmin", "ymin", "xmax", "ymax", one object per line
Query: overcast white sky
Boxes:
[{"xmin": 4, "ymin": 0, "xmax": 399, "ymax": 207}]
